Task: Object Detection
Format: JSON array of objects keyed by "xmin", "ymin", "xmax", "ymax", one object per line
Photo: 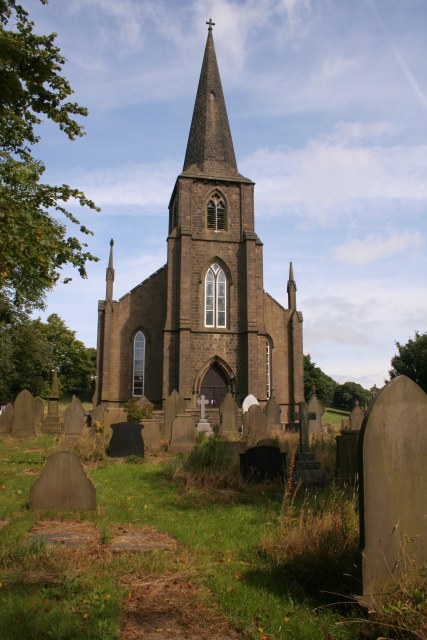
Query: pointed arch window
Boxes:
[
  {"xmin": 207, "ymin": 195, "xmax": 226, "ymax": 231},
  {"xmin": 265, "ymin": 338, "xmax": 272, "ymax": 399},
  {"xmin": 205, "ymin": 263, "xmax": 227, "ymax": 328},
  {"xmin": 133, "ymin": 331, "xmax": 146, "ymax": 396}
]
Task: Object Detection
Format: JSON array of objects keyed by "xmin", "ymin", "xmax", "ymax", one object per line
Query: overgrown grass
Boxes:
[{"xmin": 0, "ymin": 434, "xmax": 424, "ymax": 639}]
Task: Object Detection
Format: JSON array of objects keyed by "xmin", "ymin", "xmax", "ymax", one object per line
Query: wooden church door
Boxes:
[{"xmin": 201, "ymin": 363, "xmax": 229, "ymax": 408}]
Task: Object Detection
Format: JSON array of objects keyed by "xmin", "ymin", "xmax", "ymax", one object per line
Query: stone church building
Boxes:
[{"xmin": 94, "ymin": 24, "xmax": 304, "ymax": 423}]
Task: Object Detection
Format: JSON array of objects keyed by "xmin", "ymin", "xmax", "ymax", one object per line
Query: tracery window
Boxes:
[
  {"xmin": 133, "ymin": 330, "xmax": 146, "ymax": 396},
  {"xmin": 207, "ymin": 195, "xmax": 226, "ymax": 231},
  {"xmin": 205, "ymin": 263, "xmax": 226, "ymax": 328}
]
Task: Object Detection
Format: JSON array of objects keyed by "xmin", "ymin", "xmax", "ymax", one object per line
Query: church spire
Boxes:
[
  {"xmin": 287, "ymin": 261, "xmax": 297, "ymax": 310},
  {"xmin": 182, "ymin": 22, "xmax": 239, "ymax": 178},
  {"xmin": 105, "ymin": 239, "xmax": 115, "ymax": 301}
]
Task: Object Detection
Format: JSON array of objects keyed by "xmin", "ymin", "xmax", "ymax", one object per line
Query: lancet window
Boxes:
[
  {"xmin": 207, "ymin": 194, "xmax": 226, "ymax": 231},
  {"xmin": 205, "ymin": 263, "xmax": 227, "ymax": 328},
  {"xmin": 133, "ymin": 330, "xmax": 146, "ymax": 396}
]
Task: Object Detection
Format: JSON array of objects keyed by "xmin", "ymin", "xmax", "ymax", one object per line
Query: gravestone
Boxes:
[
  {"xmin": 349, "ymin": 401, "xmax": 365, "ymax": 431},
  {"xmin": 357, "ymin": 376, "xmax": 427, "ymax": 600},
  {"xmin": 33, "ymin": 396, "xmax": 45, "ymax": 431},
  {"xmin": 240, "ymin": 445, "xmax": 286, "ymax": 483},
  {"xmin": 108, "ymin": 422, "xmax": 145, "ymax": 458},
  {"xmin": 196, "ymin": 394, "xmax": 212, "ymax": 435},
  {"xmin": 63, "ymin": 395, "xmax": 86, "ymax": 436},
  {"xmin": 90, "ymin": 403, "xmax": 105, "ymax": 427},
  {"xmin": 169, "ymin": 414, "xmax": 196, "ymax": 452},
  {"xmin": 12, "ymin": 389, "xmax": 36, "ymax": 436},
  {"xmin": 242, "ymin": 394, "xmax": 259, "ymax": 414},
  {"xmin": 29, "ymin": 451, "xmax": 96, "ymax": 510},
  {"xmin": 140, "ymin": 419, "xmax": 161, "ymax": 450},
  {"xmin": 264, "ymin": 396, "xmax": 282, "ymax": 430},
  {"xmin": 308, "ymin": 394, "xmax": 323, "ymax": 434},
  {"xmin": 293, "ymin": 402, "xmax": 324, "ymax": 485},
  {"xmin": 163, "ymin": 390, "xmax": 187, "ymax": 442},
  {"xmin": 0, "ymin": 403, "xmax": 14, "ymax": 434},
  {"xmin": 242, "ymin": 404, "xmax": 268, "ymax": 443},
  {"xmin": 42, "ymin": 368, "xmax": 61, "ymax": 434},
  {"xmin": 219, "ymin": 391, "xmax": 239, "ymax": 434},
  {"xmin": 335, "ymin": 430, "xmax": 360, "ymax": 482}
]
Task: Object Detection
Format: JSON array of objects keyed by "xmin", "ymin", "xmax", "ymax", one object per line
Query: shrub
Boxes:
[{"xmin": 123, "ymin": 398, "xmax": 153, "ymax": 422}]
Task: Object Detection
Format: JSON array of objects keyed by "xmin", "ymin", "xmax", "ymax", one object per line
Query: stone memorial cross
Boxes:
[{"xmin": 197, "ymin": 395, "xmax": 210, "ymax": 422}]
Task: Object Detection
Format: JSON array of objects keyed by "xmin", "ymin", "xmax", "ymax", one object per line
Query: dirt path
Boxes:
[{"xmin": 28, "ymin": 521, "xmax": 244, "ymax": 640}]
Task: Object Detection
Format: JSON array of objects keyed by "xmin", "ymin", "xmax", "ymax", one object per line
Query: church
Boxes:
[{"xmin": 94, "ymin": 22, "xmax": 304, "ymax": 423}]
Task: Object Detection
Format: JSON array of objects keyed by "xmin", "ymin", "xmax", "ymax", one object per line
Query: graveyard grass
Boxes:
[{"xmin": 0, "ymin": 436, "xmax": 425, "ymax": 639}]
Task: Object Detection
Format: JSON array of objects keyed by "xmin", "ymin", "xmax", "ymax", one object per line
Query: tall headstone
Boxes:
[
  {"xmin": 0, "ymin": 403, "xmax": 14, "ymax": 434},
  {"xmin": 264, "ymin": 396, "xmax": 282, "ymax": 430},
  {"xmin": 349, "ymin": 400, "xmax": 365, "ymax": 431},
  {"xmin": 196, "ymin": 394, "xmax": 212, "ymax": 434},
  {"xmin": 163, "ymin": 390, "xmax": 187, "ymax": 442},
  {"xmin": 42, "ymin": 368, "xmax": 61, "ymax": 434},
  {"xmin": 307, "ymin": 394, "xmax": 323, "ymax": 434},
  {"xmin": 29, "ymin": 451, "xmax": 96, "ymax": 510},
  {"xmin": 63, "ymin": 395, "xmax": 86, "ymax": 436},
  {"xmin": 242, "ymin": 404, "xmax": 268, "ymax": 443},
  {"xmin": 357, "ymin": 376, "xmax": 427, "ymax": 599},
  {"xmin": 33, "ymin": 396, "xmax": 45, "ymax": 431},
  {"xmin": 12, "ymin": 389, "xmax": 36, "ymax": 436},
  {"xmin": 219, "ymin": 391, "xmax": 239, "ymax": 434}
]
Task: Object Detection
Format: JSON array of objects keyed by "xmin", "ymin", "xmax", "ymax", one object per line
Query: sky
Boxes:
[{"xmin": 29, "ymin": 0, "xmax": 427, "ymax": 390}]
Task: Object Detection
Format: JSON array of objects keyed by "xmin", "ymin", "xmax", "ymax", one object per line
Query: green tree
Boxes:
[
  {"xmin": 389, "ymin": 331, "xmax": 427, "ymax": 393},
  {"xmin": 332, "ymin": 381, "xmax": 370, "ymax": 412},
  {"xmin": 35, "ymin": 314, "xmax": 95, "ymax": 398},
  {"xmin": 0, "ymin": 0, "xmax": 98, "ymax": 314},
  {"xmin": 304, "ymin": 354, "xmax": 338, "ymax": 407}
]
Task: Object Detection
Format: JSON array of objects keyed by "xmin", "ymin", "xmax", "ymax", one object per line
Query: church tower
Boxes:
[{"xmin": 95, "ymin": 22, "xmax": 304, "ymax": 420}]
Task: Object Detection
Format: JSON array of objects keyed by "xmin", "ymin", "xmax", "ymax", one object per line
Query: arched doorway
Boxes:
[{"xmin": 201, "ymin": 363, "xmax": 230, "ymax": 408}]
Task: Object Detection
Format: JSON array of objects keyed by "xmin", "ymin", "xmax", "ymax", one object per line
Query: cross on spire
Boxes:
[{"xmin": 206, "ymin": 17, "xmax": 215, "ymax": 31}]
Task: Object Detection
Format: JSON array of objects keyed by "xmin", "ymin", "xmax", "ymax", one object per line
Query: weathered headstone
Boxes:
[
  {"xmin": 63, "ymin": 395, "xmax": 86, "ymax": 436},
  {"xmin": 349, "ymin": 401, "xmax": 365, "ymax": 431},
  {"xmin": 90, "ymin": 403, "xmax": 105, "ymax": 427},
  {"xmin": 242, "ymin": 394, "xmax": 259, "ymax": 413},
  {"xmin": 219, "ymin": 391, "xmax": 239, "ymax": 434},
  {"xmin": 293, "ymin": 402, "xmax": 324, "ymax": 485},
  {"xmin": 357, "ymin": 376, "xmax": 427, "ymax": 600},
  {"xmin": 163, "ymin": 390, "xmax": 187, "ymax": 442},
  {"xmin": 335, "ymin": 430, "xmax": 360, "ymax": 482},
  {"xmin": 240, "ymin": 445, "xmax": 286, "ymax": 482},
  {"xmin": 169, "ymin": 414, "xmax": 196, "ymax": 452},
  {"xmin": 264, "ymin": 396, "xmax": 282, "ymax": 430},
  {"xmin": 308, "ymin": 394, "xmax": 323, "ymax": 434},
  {"xmin": 242, "ymin": 404, "xmax": 268, "ymax": 443},
  {"xmin": 108, "ymin": 422, "xmax": 145, "ymax": 458},
  {"xmin": 0, "ymin": 403, "xmax": 14, "ymax": 434},
  {"xmin": 140, "ymin": 419, "xmax": 161, "ymax": 450},
  {"xmin": 29, "ymin": 452, "xmax": 96, "ymax": 510},
  {"xmin": 12, "ymin": 389, "xmax": 36, "ymax": 436},
  {"xmin": 33, "ymin": 396, "xmax": 45, "ymax": 431},
  {"xmin": 42, "ymin": 368, "xmax": 61, "ymax": 434}
]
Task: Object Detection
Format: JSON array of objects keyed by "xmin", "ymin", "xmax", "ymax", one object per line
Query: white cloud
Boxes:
[
  {"xmin": 316, "ymin": 54, "xmax": 363, "ymax": 81},
  {"xmin": 333, "ymin": 231, "xmax": 424, "ymax": 266}
]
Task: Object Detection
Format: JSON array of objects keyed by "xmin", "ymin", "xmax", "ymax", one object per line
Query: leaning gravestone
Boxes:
[
  {"xmin": 349, "ymin": 401, "xmax": 365, "ymax": 431},
  {"xmin": 163, "ymin": 390, "xmax": 187, "ymax": 442},
  {"xmin": 240, "ymin": 445, "xmax": 286, "ymax": 483},
  {"xmin": 63, "ymin": 395, "xmax": 86, "ymax": 436},
  {"xmin": 243, "ymin": 404, "xmax": 268, "ymax": 443},
  {"xmin": 0, "ymin": 403, "xmax": 14, "ymax": 434},
  {"xmin": 108, "ymin": 422, "xmax": 145, "ymax": 458},
  {"xmin": 220, "ymin": 391, "xmax": 239, "ymax": 435},
  {"xmin": 357, "ymin": 376, "xmax": 427, "ymax": 600},
  {"xmin": 12, "ymin": 389, "xmax": 36, "ymax": 436},
  {"xmin": 29, "ymin": 451, "xmax": 96, "ymax": 510}
]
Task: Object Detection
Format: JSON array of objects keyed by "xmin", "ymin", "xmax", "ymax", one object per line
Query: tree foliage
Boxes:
[
  {"xmin": 0, "ymin": 0, "xmax": 98, "ymax": 314},
  {"xmin": 389, "ymin": 331, "xmax": 427, "ymax": 393},
  {"xmin": 0, "ymin": 312, "xmax": 95, "ymax": 401},
  {"xmin": 303, "ymin": 354, "xmax": 338, "ymax": 408},
  {"xmin": 332, "ymin": 381, "xmax": 371, "ymax": 412}
]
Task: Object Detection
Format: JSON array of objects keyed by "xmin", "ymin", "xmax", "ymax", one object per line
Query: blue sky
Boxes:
[{"xmin": 30, "ymin": 0, "xmax": 427, "ymax": 389}]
